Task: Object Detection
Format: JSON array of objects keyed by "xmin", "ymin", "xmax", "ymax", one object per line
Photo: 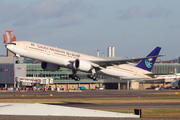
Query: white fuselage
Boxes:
[
  {"xmin": 6, "ymin": 41, "xmax": 153, "ymax": 80},
  {"xmin": 156, "ymin": 74, "xmax": 180, "ymax": 79}
]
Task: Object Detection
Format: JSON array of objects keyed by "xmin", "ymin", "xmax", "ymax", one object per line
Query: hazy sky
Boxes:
[{"xmin": 0, "ymin": 0, "xmax": 180, "ymax": 60}]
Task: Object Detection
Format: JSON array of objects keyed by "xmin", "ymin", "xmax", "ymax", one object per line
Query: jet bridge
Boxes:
[{"xmin": 15, "ymin": 77, "xmax": 54, "ymax": 87}]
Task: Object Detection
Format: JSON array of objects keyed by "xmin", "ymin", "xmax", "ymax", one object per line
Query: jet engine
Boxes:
[
  {"xmin": 41, "ymin": 62, "xmax": 59, "ymax": 71},
  {"xmin": 73, "ymin": 59, "xmax": 92, "ymax": 72}
]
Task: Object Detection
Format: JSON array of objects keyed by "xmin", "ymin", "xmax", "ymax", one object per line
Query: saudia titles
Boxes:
[
  {"xmin": 145, "ymin": 58, "xmax": 153, "ymax": 68},
  {"xmin": 35, "ymin": 44, "xmax": 80, "ymax": 58}
]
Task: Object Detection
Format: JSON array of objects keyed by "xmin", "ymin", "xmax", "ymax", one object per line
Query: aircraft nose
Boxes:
[{"xmin": 6, "ymin": 44, "xmax": 13, "ymax": 50}]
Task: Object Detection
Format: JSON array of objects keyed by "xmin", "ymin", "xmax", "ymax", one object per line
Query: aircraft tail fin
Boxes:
[{"xmin": 136, "ymin": 47, "xmax": 161, "ymax": 72}]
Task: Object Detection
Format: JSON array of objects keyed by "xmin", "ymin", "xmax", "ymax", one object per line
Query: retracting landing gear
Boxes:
[
  {"xmin": 72, "ymin": 74, "xmax": 80, "ymax": 81},
  {"xmin": 15, "ymin": 60, "xmax": 20, "ymax": 64},
  {"xmin": 88, "ymin": 68, "xmax": 98, "ymax": 81},
  {"xmin": 69, "ymin": 70, "xmax": 80, "ymax": 81},
  {"xmin": 15, "ymin": 54, "xmax": 20, "ymax": 64},
  {"xmin": 87, "ymin": 74, "xmax": 98, "ymax": 81}
]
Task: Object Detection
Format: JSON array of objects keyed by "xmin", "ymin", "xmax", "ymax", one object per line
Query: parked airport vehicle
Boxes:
[{"xmin": 171, "ymin": 80, "xmax": 180, "ymax": 89}]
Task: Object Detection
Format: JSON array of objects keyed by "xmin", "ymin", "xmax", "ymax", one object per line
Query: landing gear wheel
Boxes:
[
  {"xmin": 87, "ymin": 75, "xmax": 93, "ymax": 79},
  {"xmin": 93, "ymin": 77, "xmax": 98, "ymax": 81},
  {"xmin": 75, "ymin": 77, "xmax": 80, "ymax": 81},
  {"xmin": 88, "ymin": 74, "xmax": 98, "ymax": 81},
  {"xmin": 69, "ymin": 74, "xmax": 80, "ymax": 81},
  {"xmin": 15, "ymin": 60, "xmax": 20, "ymax": 64}
]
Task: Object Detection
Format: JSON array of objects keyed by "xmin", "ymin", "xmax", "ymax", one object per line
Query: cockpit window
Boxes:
[{"xmin": 9, "ymin": 43, "xmax": 16, "ymax": 45}]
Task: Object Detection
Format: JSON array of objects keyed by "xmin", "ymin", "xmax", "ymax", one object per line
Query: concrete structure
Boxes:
[
  {"xmin": 108, "ymin": 46, "xmax": 112, "ymax": 57},
  {"xmin": 0, "ymin": 61, "xmax": 128, "ymax": 90},
  {"xmin": 0, "ymin": 56, "xmax": 23, "ymax": 64},
  {"xmin": 7, "ymin": 50, "xmax": 13, "ymax": 57},
  {"xmin": 111, "ymin": 46, "xmax": 115, "ymax": 57},
  {"xmin": 0, "ymin": 64, "xmax": 26, "ymax": 87},
  {"xmin": 152, "ymin": 63, "xmax": 180, "ymax": 74},
  {"xmin": 97, "ymin": 50, "xmax": 99, "ymax": 57},
  {"xmin": 0, "ymin": 103, "xmax": 139, "ymax": 118},
  {"xmin": 131, "ymin": 81, "xmax": 139, "ymax": 90},
  {"xmin": 107, "ymin": 46, "xmax": 115, "ymax": 57}
]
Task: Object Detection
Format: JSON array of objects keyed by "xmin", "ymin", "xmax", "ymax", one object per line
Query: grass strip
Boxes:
[{"xmin": 99, "ymin": 108, "xmax": 180, "ymax": 118}]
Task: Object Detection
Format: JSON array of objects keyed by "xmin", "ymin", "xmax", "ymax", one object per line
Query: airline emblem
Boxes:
[
  {"xmin": 0, "ymin": 68, "xmax": 8, "ymax": 72},
  {"xmin": 31, "ymin": 43, "xmax": 34, "ymax": 46},
  {"xmin": 145, "ymin": 58, "xmax": 153, "ymax": 68},
  {"xmin": 4, "ymin": 68, "xmax": 8, "ymax": 72}
]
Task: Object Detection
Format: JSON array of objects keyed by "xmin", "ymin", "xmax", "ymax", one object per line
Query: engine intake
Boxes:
[
  {"xmin": 73, "ymin": 59, "xmax": 92, "ymax": 72},
  {"xmin": 41, "ymin": 62, "xmax": 59, "ymax": 71}
]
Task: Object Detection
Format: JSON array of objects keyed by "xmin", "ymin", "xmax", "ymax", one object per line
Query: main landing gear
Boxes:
[
  {"xmin": 69, "ymin": 69, "xmax": 98, "ymax": 81},
  {"xmin": 88, "ymin": 69, "xmax": 98, "ymax": 81},
  {"xmin": 69, "ymin": 70, "xmax": 80, "ymax": 81},
  {"xmin": 87, "ymin": 75, "xmax": 98, "ymax": 81},
  {"xmin": 69, "ymin": 74, "xmax": 80, "ymax": 81}
]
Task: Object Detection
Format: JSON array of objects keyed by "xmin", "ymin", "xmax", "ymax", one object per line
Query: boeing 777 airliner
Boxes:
[{"xmin": 6, "ymin": 41, "xmax": 163, "ymax": 81}]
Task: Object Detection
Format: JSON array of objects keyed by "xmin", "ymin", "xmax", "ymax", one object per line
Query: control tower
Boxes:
[{"xmin": 3, "ymin": 30, "xmax": 16, "ymax": 57}]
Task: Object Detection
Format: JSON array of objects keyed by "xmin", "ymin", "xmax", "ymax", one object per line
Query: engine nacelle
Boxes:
[
  {"xmin": 171, "ymin": 80, "xmax": 180, "ymax": 87},
  {"xmin": 73, "ymin": 59, "xmax": 92, "ymax": 72},
  {"xmin": 41, "ymin": 62, "xmax": 59, "ymax": 71}
]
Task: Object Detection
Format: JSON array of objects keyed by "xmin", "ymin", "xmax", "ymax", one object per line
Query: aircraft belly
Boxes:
[
  {"xmin": 97, "ymin": 69, "xmax": 144, "ymax": 79},
  {"xmin": 13, "ymin": 47, "xmax": 70, "ymax": 67}
]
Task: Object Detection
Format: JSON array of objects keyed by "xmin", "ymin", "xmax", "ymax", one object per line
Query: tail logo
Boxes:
[{"xmin": 145, "ymin": 58, "xmax": 153, "ymax": 68}]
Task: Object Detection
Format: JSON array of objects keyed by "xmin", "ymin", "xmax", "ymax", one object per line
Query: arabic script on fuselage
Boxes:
[{"xmin": 37, "ymin": 45, "xmax": 80, "ymax": 58}]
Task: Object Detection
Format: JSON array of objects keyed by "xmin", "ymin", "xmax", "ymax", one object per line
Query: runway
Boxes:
[
  {"xmin": 0, "ymin": 90, "xmax": 179, "ymax": 109},
  {"xmin": 0, "ymin": 90, "xmax": 180, "ymax": 99},
  {"xmin": 0, "ymin": 90, "xmax": 179, "ymax": 119}
]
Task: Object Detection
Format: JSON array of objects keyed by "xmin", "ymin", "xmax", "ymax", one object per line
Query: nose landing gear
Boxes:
[
  {"xmin": 15, "ymin": 54, "xmax": 20, "ymax": 64},
  {"xmin": 15, "ymin": 60, "xmax": 20, "ymax": 64}
]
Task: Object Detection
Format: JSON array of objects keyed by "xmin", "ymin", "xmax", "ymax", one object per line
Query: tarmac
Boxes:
[
  {"xmin": 1, "ymin": 89, "xmax": 180, "ymax": 98},
  {"xmin": 0, "ymin": 90, "xmax": 180, "ymax": 119},
  {"xmin": 0, "ymin": 103, "xmax": 139, "ymax": 118}
]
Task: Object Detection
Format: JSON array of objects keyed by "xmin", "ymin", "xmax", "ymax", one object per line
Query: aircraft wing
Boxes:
[
  {"xmin": 145, "ymin": 73, "xmax": 174, "ymax": 75},
  {"xmin": 91, "ymin": 55, "xmax": 164, "ymax": 67}
]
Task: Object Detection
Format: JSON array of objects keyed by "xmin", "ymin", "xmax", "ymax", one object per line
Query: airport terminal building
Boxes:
[
  {"xmin": 0, "ymin": 56, "xmax": 129, "ymax": 90},
  {"xmin": 0, "ymin": 55, "xmax": 179, "ymax": 90}
]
